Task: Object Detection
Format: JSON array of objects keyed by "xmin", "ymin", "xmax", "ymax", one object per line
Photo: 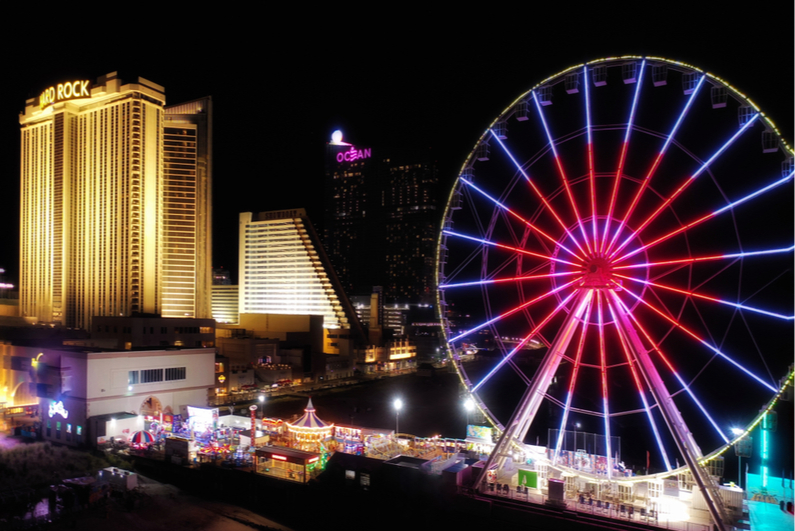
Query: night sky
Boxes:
[{"xmin": 2, "ymin": 11, "xmax": 792, "ymax": 282}]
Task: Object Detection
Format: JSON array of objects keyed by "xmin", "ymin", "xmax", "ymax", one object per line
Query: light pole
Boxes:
[
  {"xmin": 464, "ymin": 398, "xmax": 474, "ymax": 427},
  {"xmin": 393, "ymin": 398, "xmax": 403, "ymax": 436},
  {"xmin": 731, "ymin": 427, "xmax": 751, "ymax": 490},
  {"xmin": 249, "ymin": 405, "xmax": 258, "ymax": 446},
  {"xmin": 258, "ymin": 395, "xmax": 265, "ymax": 420}
]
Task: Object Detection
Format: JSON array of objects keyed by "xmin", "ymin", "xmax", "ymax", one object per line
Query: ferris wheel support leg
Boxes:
[
  {"xmin": 474, "ymin": 290, "xmax": 591, "ymax": 493},
  {"xmin": 608, "ymin": 291, "xmax": 729, "ymax": 531}
]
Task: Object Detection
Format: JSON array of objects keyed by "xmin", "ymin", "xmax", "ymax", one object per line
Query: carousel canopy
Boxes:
[{"xmin": 287, "ymin": 398, "xmax": 332, "ymax": 429}]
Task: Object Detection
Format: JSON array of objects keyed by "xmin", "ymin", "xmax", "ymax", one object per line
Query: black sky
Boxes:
[
  {"xmin": 1, "ymin": 10, "xmax": 792, "ymax": 283},
  {"xmin": 0, "ymin": 7, "xmax": 791, "ymax": 475}
]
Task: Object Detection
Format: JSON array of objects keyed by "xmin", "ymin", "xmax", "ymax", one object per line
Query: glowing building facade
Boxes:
[
  {"xmin": 212, "ymin": 285, "xmax": 239, "ymax": 324},
  {"xmin": 239, "ymin": 209, "xmax": 361, "ymax": 334},
  {"xmin": 19, "ymin": 73, "xmax": 211, "ymax": 329},
  {"xmin": 162, "ymin": 98, "xmax": 212, "ymax": 318}
]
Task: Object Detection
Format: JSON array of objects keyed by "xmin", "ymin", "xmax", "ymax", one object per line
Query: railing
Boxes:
[{"xmin": 476, "ymin": 485, "xmax": 712, "ymax": 531}]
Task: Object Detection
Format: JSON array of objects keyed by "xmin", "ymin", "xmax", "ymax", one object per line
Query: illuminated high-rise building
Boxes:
[
  {"xmin": 325, "ymin": 132, "xmax": 438, "ymax": 304},
  {"xmin": 19, "ymin": 73, "xmax": 211, "ymax": 329},
  {"xmin": 162, "ymin": 97, "xmax": 213, "ymax": 318},
  {"xmin": 239, "ymin": 209, "xmax": 362, "ymax": 336},
  {"xmin": 324, "ymin": 134, "xmax": 379, "ymax": 297},
  {"xmin": 211, "ymin": 285, "xmax": 239, "ymax": 325},
  {"xmin": 382, "ymin": 149, "xmax": 439, "ymax": 304}
]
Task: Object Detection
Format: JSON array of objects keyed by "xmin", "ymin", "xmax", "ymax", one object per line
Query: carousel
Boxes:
[{"xmin": 286, "ymin": 398, "xmax": 333, "ymax": 452}]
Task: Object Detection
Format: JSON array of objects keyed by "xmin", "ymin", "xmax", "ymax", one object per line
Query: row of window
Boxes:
[
  {"xmin": 97, "ymin": 325, "xmax": 213, "ymax": 334},
  {"xmin": 47, "ymin": 420, "xmax": 82, "ymax": 443},
  {"xmin": 128, "ymin": 366, "xmax": 186, "ymax": 385}
]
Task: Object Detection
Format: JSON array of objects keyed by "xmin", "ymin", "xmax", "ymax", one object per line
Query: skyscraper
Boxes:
[
  {"xmin": 19, "ymin": 73, "xmax": 211, "ymax": 329},
  {"xmin": 162, "ymin": 97, "xmax": 213, "ymax": 318},
  {"xmin": 382, "ymin": 148, "xmax": 439, "ymax": 304},
  {"xmin": 324, "ymin": 132, "xmax": 438, "ymax": 304},
  {"xmin": 324, "ymin": 135, "xmax": 379, "ymax": 297},
  {"xmin": 238, "ymin": 209, "xmax": 362, "ymax": 335}
]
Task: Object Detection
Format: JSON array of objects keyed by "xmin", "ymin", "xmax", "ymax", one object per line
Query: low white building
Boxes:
[{"xmin": 15, "ymin": 345, "xmax": 214, "ymax": 447}]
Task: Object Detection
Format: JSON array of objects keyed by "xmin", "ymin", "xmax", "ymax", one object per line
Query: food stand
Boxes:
[{"xmin": 254, "ymin": 446, "xmax": 321, "ymax": 483}]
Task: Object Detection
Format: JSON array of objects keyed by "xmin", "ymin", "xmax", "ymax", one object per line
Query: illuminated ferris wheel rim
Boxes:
[
  {"xmin": 435, "ymin": 55, "xmax": 793, "ymax": 496},
  {"xmin": 449, "ymin": 55, "xmax": 792, "ymax": 174}
]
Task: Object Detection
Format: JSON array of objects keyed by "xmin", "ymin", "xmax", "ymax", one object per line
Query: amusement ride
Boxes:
[{"xmin": 437, "ymin": 56, "xmax": 793, "ymax": 530}]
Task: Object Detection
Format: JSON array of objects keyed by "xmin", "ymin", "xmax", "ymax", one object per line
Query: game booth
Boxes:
[{"xmin": 185, "ymin": 406, "xmax": 219, "ymax": 440}]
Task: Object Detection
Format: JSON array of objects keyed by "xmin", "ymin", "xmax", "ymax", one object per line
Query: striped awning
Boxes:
[{"xmin": 129, "ymin": 430, "xmax": 155, "ymax": 444}]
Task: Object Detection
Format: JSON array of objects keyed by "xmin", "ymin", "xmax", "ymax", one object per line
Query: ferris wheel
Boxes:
[{"xmin": 436, "ymin": 56, "xmax": 793, "ymax": 529}]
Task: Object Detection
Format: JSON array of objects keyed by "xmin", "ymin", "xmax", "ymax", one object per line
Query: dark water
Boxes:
[{"xmin": 257, "ymin": 370, "xmax": 471, "ymax": 439}]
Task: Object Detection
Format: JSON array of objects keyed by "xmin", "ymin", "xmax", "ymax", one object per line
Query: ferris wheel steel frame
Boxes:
[{"xmin": 436, "ymin": 56, "xmax": 793, "ymax": 531}]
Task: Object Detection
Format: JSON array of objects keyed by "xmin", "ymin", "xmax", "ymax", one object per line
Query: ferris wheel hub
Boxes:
[{"xmin": 581, "ymin": 255, "xmax": 613, "ymax": 288}]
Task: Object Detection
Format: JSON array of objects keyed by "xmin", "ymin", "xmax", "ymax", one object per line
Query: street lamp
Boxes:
[
  {"xmin": 393, "ymin": 398, "xmax": 403, "ymax": 436},
  {"xmin": 464, "ymin": 398, "xmax": 474, "ymax": 427},
  {"xmin": 258, "ymin": 395, "xmax": 265, "ymax": 419},
  {"xmin": 731, "ymin": 427, "xmax": 750, "ymax": 490}
]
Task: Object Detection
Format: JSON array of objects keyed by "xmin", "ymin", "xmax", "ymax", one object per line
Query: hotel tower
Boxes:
[{"xmin": 19, "ymin": 72, "xmax": 211, "ymax": 329}]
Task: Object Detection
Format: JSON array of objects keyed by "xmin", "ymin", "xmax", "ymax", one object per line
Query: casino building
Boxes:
[
  {"xmin": 324, "ymin": 131, "xmax": 439, "ymax": 305},
  {"xmin": 0, "ymin": 342, "xmax": 214, "ymax": 448},
  {"xmin": 238, "ymin": 209, "xmax": 365, "ymax": 349},
  {"xmin": 162, "ymin": 98, "xmax": 213, "ymax": 319},
  {"xmin": 19, "ymin": 73, "xmax": 212, "ymax": 330}
]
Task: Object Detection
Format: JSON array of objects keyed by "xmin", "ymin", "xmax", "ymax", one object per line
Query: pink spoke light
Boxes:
[
  {"xmin": 606, "ymin": 75, "xmax": 707, "ymax": 255},
  {"xmin": 488, "ymin": 131, "xmax": 587, "ymax": 256},
  {"xmin": 601, "ymin": 59, "xmax": 646, "ymax": 254},
  {"xmin": 612, "ymin": 292, "xmax": 730, "ymax": 445},
  {"xmin": 614, "ymin": 273, "xmax": 794, "ymax": 320},
  {"xmin": 610, "ymin": 114, "xmax": 760, "ymax": 260},
  {"xmin": 440, "ymin": 270, "xmax": 580, "ymax": 290},
  {"xmin": 442, "ymin": 230, "xmax": 581, "ymax": 268},
  {"xmin": 471, "ymin": 289, "xmax": 580, "ymax": 393},
  {"xmin": 553, "ymin": 292, "xmax": 594, "ymax": 465},
  {"xmin": 613, "ymin": 246, "xmax": 795, "ymax": 270},
  {"xmin": 597, "ymin": 290, "xmax": 613, "ymax": 477},
  {"xmin": 531, "ymin": 93, "xmax": 592, "ymax": 255},
  {"xmin": 619, "ymin": 285, "xmax": 778, "ymax": 392},
  {"xmin": 583, "ymin": 66, "xmax": 598, "ymax": 250},
  {"xmin": 460, "ymin": 177, "xmax": 583, "ymax": 261},
  {"xmin": 606, "ymin": 294, "xmax": 672, "ymax": 471},
  {"xmin": 449, "ymin": 277, "xmax": 580, "ymax": 343},
  {"xmin": 614, "ymin": 171, "xmax": 794, "ymax": 264}
]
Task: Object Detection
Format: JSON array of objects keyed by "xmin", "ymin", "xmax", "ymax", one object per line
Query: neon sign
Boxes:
[
  {"xmin": 49, "ymin": 400, "xmax": 69, "ymax": 419},
  {"xmin": 39, "ymin": 80, "xmax": 91, "ymax": 110},
  {"xmin": 336, "ymin": 146, "xmax": 372, "ymax": 163}
]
